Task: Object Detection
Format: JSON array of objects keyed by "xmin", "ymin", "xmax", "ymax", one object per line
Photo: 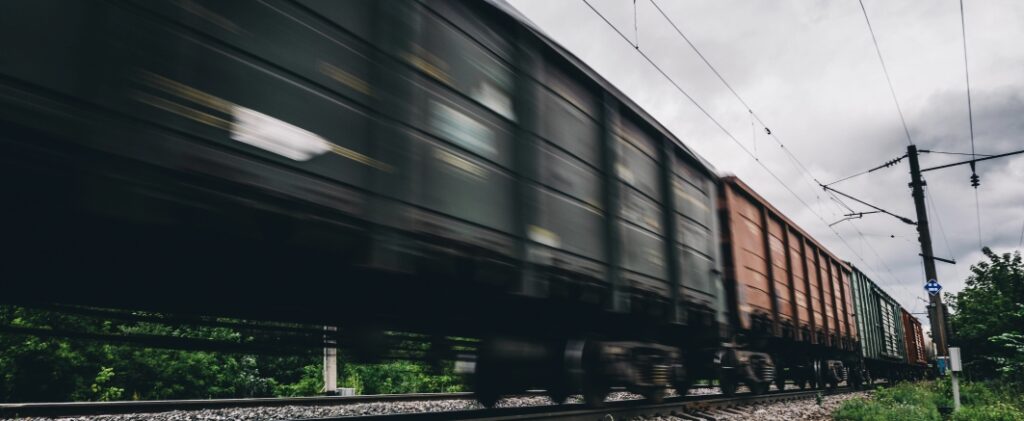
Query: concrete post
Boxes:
[{"xmin": 324, "ymin": 326, "xmax": 337, "ymax": 395}]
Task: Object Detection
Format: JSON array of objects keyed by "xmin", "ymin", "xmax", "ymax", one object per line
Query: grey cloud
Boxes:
[{"xmin": 508, "ymin": 0, "xmax": 1024, "ymax": 328}]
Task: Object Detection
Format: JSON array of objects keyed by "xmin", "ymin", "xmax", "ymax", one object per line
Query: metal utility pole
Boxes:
[{"xmin": 907, "ymin": 144, "xmax": 949, "ymax": 358}]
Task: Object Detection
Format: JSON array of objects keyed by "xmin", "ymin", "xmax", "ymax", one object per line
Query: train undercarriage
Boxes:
[{"xmin": 463, "ymin": 336, "xmax": 853, "ymax": 407}]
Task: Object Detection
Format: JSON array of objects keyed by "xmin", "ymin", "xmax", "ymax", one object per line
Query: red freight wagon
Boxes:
[
  {"xmin": 902, "ymin": 309, "xmax": 929, "ymax": 367},
  {"xmin": 719, "ymin": 176, "xmax": 858, "ymax": 390}
]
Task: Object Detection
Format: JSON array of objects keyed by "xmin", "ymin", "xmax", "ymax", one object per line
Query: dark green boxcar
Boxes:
[
  {"xmin": 0, "ymin": 0, "xmax": 727, "ymax": 340},
  {"xmin": 850, "ymin": 265, "xmax": 906, "ymax": 363}
]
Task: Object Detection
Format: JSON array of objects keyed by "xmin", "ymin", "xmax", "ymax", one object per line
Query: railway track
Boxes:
[
  {"xmin": 290, "ymin": 388, "xmax": 859, "ymax": 421},
  {"xmin": 0, "ymin": 392, "xmax": 530, "ymax": 418},
  {"xmin": 0, "ymin": 387, "xmax": 864, "ymax": 420}
]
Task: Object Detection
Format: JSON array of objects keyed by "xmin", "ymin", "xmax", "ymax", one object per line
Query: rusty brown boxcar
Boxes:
[
  {"xmin": 902, "ymin": 309, "xmax": 929, "ymax": 367},
  {"xmin": 718, "ymin": 176, "xmax": 858, "ymax": 389}
]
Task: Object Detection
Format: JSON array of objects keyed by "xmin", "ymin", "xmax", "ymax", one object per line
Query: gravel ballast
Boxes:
[
  {"xmin": 638, "ymin": 391, "xmax": 869, "ymax": 421},
  {"xmin": 2, "ymin": 387, "xmax": 858, "ymax": 421}
]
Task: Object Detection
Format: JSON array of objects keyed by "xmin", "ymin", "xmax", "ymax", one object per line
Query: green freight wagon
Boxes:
[
  {"xmin": 849, "ymin": 265, "xmax": 906, "ymax": 384},
  {"xmin": 0, "ymin": 0, "xmax": 728, "ymax": 405}
]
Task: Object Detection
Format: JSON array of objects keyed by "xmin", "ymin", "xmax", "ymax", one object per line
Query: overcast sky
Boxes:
[{"xmin": 507, "ymin": 0, "xmax": 1024, "ymax": 333}]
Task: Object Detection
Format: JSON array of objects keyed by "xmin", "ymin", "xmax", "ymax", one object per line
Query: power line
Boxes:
[
  {"xmin": 857, "ymin": 0, "xmax": 913, "ymax": 146},
  {"xmin": 923, "ymin": 150, "xmax": 992, "ymax": 157},
  {"xmin": 633, "ymin": 0, "xmax": 639, "ymax": 48},
  {"xmin": 823, "ymin": 154, "xmax": 906, "ymax": 187},
  {"xmin": 925, "ymin": 184, "xmax": 954, "ymax": 261},
  {"xmin": 959, "ymin": 0, "xmax": 977, "ymax": 160},
  {"xmin": 825, "ymin": 191, "xmax": 905, "ymax": 286},
  {"xmin": 1018, "ymin": 219, "xmax": 1024, "ymax": 248},
  {"xmin": 959, "ymin": 0, "xmax": 983, "ymax": 249},
  {"xmin": 822, "ymin": 185, "xmax": 916, "ymax": 225},
  {"xmin": 973, "ymin": 189, "xmax": 983, "ymax": 248},
  {"xmin": 823, "ymin": 168, "xmax": 872, "ymax": 187},
  {"xmin": 925, "ymin": 183, "xmax": 968, "ymax": 288},
  {"xmin": 644, "ymin": 0, "xmax": 905, "ymax": 287},
  {"xmin": 649, "ymin": 0, "xmax": 824, "ymax": 187},
  {"xmin": 579, "ymin": 0, "xmax": 878, "ymax": 277}
]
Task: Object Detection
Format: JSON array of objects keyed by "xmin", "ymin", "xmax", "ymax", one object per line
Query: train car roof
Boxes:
[
  {"xmin": 482, "ymin": 0, "xmax": 720, "ymax": 177},
  {"xmin": 849, "ymin": 263, "xmax": 903, "ymax": 308},
  {"xmin": 721, "ymin": 175, "xmax": 851, "ymax": 272}
]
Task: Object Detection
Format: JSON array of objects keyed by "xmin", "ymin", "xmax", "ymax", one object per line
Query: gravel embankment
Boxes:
[
  {"xmin": 638, "ymin": 391, "xmax": 868, "ymax": 421},
  {"xmin": 2, "ymin": 385, "xmax": 832, "ymax": 421}
]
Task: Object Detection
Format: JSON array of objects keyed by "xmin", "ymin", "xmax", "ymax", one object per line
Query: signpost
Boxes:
[
  {"xmin": 950, "ymin": 347, "xmax": 962, "ymax": 411},
  {"xmin": 925, "ymin": 279, "xmax": 942, "ymax": 296}
]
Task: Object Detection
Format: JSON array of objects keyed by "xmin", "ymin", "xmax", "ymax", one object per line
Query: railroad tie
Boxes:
[
  {"xmin": 674, "ymin": 412, "xmax": 706, "ymax": 421},
  {"xmin": 692, "ymin": 410, "xmax": 718, "ymax": 421}
]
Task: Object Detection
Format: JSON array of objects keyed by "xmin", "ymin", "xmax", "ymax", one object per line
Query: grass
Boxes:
[{"xmin": 832, "ymin": 379, "xmax": 1024, "ymax": 421}]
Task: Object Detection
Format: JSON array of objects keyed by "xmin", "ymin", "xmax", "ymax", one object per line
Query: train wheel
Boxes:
[
  {"xmin": 773, "ymin": 366, "xmax": 786, "ymax": 391},
  {"xmin": 673, "ymin": 378, "xmax": 693, "ymax": 397},
  {"xmin": 812, "ymin": 359, "xmax": 824, "ymax": 389},
  {"xmin": 749, "ymin": 381, "xmax": 769, "ymax": 395},
  {"xmin": 849, "ymin": 368, "xmax": 864, "ymax": 390},
  {"xmin": 474, "ymin": 357, "xmax": 502, "ymax": 408},
  {"xmin": 582, "ymin": 381, "xmax": 608, "ymax": 407},
  {"xmin": 796, "ymin": 375, "xmax": 808, "ymax": 390},
  {"xmin": 718, "ymin": 370, "xmax": 738, "ymax": 396},
  {"xmin": 547, "ymin": 389, "xmax": 568, "ymax": 405},
  {"xmin": 475, "ymin": 388, "xmax": 501, "ymax": 408},
  {"xmin": 581, "ymin": 340, "xmax": 608, "ymax": 407},
  {"xmin": 642, "ymin": 387, "xmax": 666, "ymax": 404}
]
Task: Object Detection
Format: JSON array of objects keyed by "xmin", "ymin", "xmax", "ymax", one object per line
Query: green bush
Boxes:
[
  {"xmin": 951, "ymin": 403, "xmax": 1024, "ymax": 421},
  {"xmin": 342, "ymin": 361, "xmax": 463, "ymax": 395},
  {"xmin": 960, "ymin": 382, "xmax": 1000, "ymax": 407},
  {"xmin": 273, "ymin": 364, "xmax": 322, "ymax": 397},
  {"xmin": 833, "ymin": 397, "xmax": 940, "ymax": 421},
  {"xmin": 834, "ymin": 380, "xmax": 1024, "ymax": 421},
  {"xmin": 874, "ymin": 382, "xmax": 940, "ymax": 409},
  {"xmin": 834, "ymin": 382, "xmax": 942, "ymax": 421}
]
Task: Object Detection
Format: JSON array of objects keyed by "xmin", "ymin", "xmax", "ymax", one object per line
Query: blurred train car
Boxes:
[
  {"xmin": 717, "ymin": 176, "xmax": 857, "ymax": 392},
  {"xmin": 0, "ymin": 0, "xmax": 725, "ymax": 404},
  {"xmin": 0, "ymin": 0, "xmax": 930, "ymax": 404},
  {"xmin": 849, "ymin": 265, "xmax": 907, "ymax": 385}
]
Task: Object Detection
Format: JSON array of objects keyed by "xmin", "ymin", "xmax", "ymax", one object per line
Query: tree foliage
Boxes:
[
  {"xmin": 946, "ymin": 248, "xmax": 1024, "ymax": 383},
  {"xmin": 0, "ymin": 306, "xmax": 464, "ymax": 402}
]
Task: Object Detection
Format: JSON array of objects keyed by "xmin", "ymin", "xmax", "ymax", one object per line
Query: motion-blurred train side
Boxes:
[{"xmin": 0, "ymin": 0, "xmax": 930, "ymax": 404}]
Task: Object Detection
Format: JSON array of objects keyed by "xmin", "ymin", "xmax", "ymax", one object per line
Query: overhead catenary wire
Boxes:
[
  {"xmin": 922, "ymin": 150, "xmax": 992, "ymax": 157},
  {"xmin": 823, "ymin": 154, "xmax": 906, "ymax": 187},
  {"xmin": 924, "ymin": 184, "xmax": 954, "ymax": 261},
  {"xmin": 648, "ymin": 0, "xmax": 826, "ymax": 188},
  {"xmin": 959, "ymin": 0, "xmax": 977, "ymax": 161},
  {"xmin": 579, "ymin": 0, "xmax": 889, "ymax": 286},
  {"xmin": 644, "ymin": 0, "xmax": 905, "ymax": 287},
  {"xmin": 633, "ymin": 0, "xmax": 639, "ymax": 48},
  {"xmin": 1018, "ymin": 219, "xmax": 1024, "ymax": 248},
  {"xmin": 648, "ymin": 0, "xmax": 838, "ymax": 227},
  {"xmin": 823, "ymin": 168, "xmax": 873, "ymax": 187},
  {"xmin": 959, "ymin": 0, "xmax": 983, "ymax": 249},
  {"xmin": 826, "ymin": 191, "xmax": 909, "ymax": 289},
  {"xmin": 857, "ymin": 0, "xmax": 913, "ymax": 146},
  {"xmin": 925, "ymin": 182, "xmax": 966, "ymax": 287},
  {"xmin": 973, "ymin": 189, "xmax": 983, "ymax": 249}
]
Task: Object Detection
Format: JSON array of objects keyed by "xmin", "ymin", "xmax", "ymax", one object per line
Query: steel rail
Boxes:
[
  {"xmin": 290, "ymin": 387, "xmax": 862, "ymax": 421},
  {"xmin": 1, "ymin": 386, "xmax": 873, "ymax": 419},
  {"xmin": 0, "ymin": 392, "xmax": 521, "ymax": 418}
]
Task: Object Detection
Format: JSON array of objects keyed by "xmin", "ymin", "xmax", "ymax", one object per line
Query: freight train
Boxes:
[{"xmin": 0, "ymin": 0, "xmax": 930, "ymax": 405}]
